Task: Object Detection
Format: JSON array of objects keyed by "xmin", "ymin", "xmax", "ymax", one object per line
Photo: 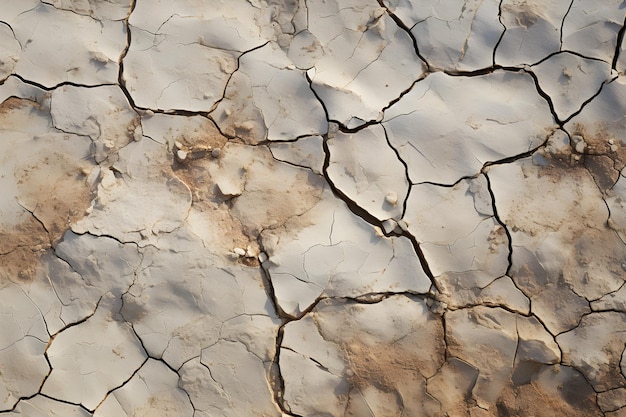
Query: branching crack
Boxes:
[{"xmin": 376, "ymin": 0, "xmax": 430, "ymax": 70}]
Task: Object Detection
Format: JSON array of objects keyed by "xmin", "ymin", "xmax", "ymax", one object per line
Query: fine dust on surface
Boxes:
[
  {"xmin": 488, "ymin": 131, "xmax": 626, "ymax": 325},
  {"xmin": 0, "ymin": 97, "xmax": 95, "ymax": 283},
  {"xmin": 530, "ymin": 129, "xmax": 626, "ymax": 300},
  {"xmin": 342, "ymin": 340, "xmax": 443, "ymax": 416},
  {"xmin": 501, "ymin": 0, "xmax": 544, "ymax": 29},
  {"xmin": 570, "ymin": 123, "xmax": 626, "ymax": 192},
  {"xmin": 14, "ymin": 142, "xmax": 94, "ymax": 239},
  {"xmin": 170, "ymin": 120, "xmax": 254, "ymax": 264},
  {"xmin": 508, "ymin": 130, "xmax": 615, "ymax": 238},
  {"xmin": 171, "ymin": 119, "xmax": 325, "ymax": 265},
  {"xmin": 496, "ymin": 365, "xmax": 602, "ymax": 417},
  {"xmin": 312, "ymin": 297, "xmax": 446, "ymax": 416},
  {"xmin": 0, "ymin": 225, "xmax": 51, "ymax": 285}
]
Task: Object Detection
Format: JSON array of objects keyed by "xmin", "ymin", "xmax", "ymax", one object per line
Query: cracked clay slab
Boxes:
[{"xmin": 1, "ymin": 1, "xmax": 626, "ymax": 416}]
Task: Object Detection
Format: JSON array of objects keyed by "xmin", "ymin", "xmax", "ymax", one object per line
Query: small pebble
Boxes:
[
  {"xmin": 385, "ymin": 191, "xmax": 398, "ymax": 206},
  {"xmin": 176, "ymin": 150, "xmax": 187, "ymax": 160},
  {"xmin": 211, "ymin": 148, "xmax": 221, "ymax": 158},
  {"xmin": 607, "ymin": 218, "xmax": 616, "ymax": 229},
  {"xmin": 91, "ymin": 51, "xmax": 109, "ymax": 63},
  {"xmin": 397, "ymin": 220, "xmax": 409, "ymax": 232},
  {"xmin": 233, "ymin": 247, "xmax": 246, "ymax": 256},
  {"xmin": 381, "ymin": 219, "xmax": 397, "ymax": 234}
]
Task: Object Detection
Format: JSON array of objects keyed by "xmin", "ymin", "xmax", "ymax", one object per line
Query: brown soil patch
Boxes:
[
  {"xmin": 571, "ymin": 123, "xmax": 626, "ymax": 192},
  {"xmin": 0, "ymin": 97, "xmax": 95, "ymax": 283},
  {"xmin": 502, "ymin": 1, "xmax": 545, "ymax": 29},
  {"xmin": 497, "ymin": 371, "xmax": 601, "ymax": 416},
  {"xmin": 0, "ymin": 206, "xmax": 49, "ymax": 284}
]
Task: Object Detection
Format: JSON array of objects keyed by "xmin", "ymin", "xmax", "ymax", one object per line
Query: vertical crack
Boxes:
[
  {"xmin": 376, "ymin": 0, "xmax": 430, "ymax": 70},
  {"xmin": 612, "ymin": 16, "xmax": 626, "ymax": 71},
  {"xmin": 268, "ymin": 325, "xmax": 303, "ymax": 417},
  {"xmin": 492, "ymin": 0, "xmax": 506, "ymax": 66},
  {"xmin": 380, "ymin": 124, "xmax": 411, "ymax": 218},
  {"xmin": 482, "ymin": 172, "xmax": 513, "ymax": 277},
  {"xmin": 559, "ymin": 0, "xmax": 576, "ymax": 49},
  {"xmin": 117, "ymin": 0, "xmax": 138, "ymax": 109}
]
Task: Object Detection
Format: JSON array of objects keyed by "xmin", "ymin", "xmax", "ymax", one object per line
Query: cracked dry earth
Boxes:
[{"xmin": 2, "ymin": 1, "xmax": 626, "ymax": 417}]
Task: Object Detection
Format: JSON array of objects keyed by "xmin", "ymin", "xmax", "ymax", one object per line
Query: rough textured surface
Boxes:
[{"xmin": 0, "ymin": 0, "xmax": 625, "ymax": 416}]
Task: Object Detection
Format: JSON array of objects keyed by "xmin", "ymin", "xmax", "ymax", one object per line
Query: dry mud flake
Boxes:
[
  {"xmin": 495, "ymin": 0, "xmax": 570, "ymax": 66},
  {"xmin": 382, "ymin": 70, "xmax": 555, "ymax": 184},
  {"xmin": 41, "ymin": 295, "xmax": 148, "ymax": 410},
  {"xmin": 326, "ymin": 124, "xmax": 408, "ymax": 221},
  {"xmin": 7, "ymin": 1, "xmax": 127, "ymax": 87},
  {"xmin": 261, "ymin": 187, "xmax": 432, "ymax": 317},
  {"xmin": 304, "ymin": 0, "xmax": 426, "ymax": 128}
]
